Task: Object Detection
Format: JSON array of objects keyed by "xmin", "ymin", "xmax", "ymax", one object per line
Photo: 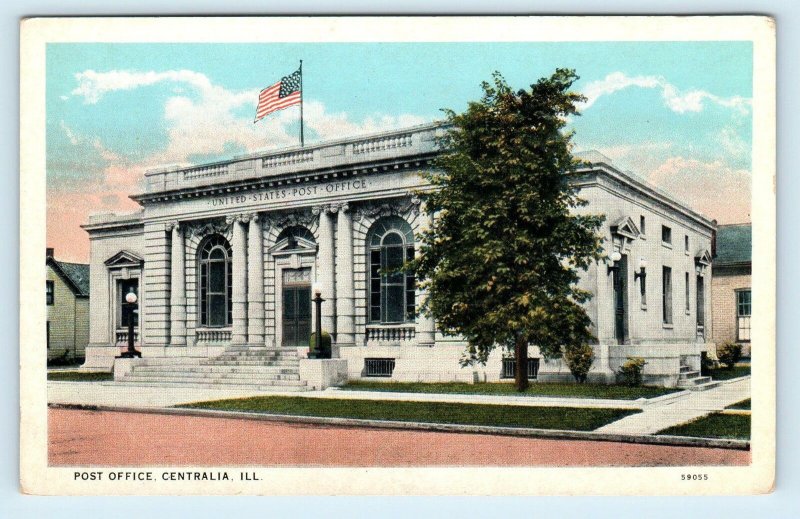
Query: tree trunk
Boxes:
[{"xmin": 514, "ymin": 335, "xmax": 529, "ymax": 392}]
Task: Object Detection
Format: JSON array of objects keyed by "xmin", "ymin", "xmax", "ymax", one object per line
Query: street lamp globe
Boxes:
[
  {"xmin": 610, "ymin": 251, "xmax": 622, "ymax": 263},
  {"xmin": 312, "ymin": 282, "xmax": 322, "ymax": 297},
  {"xmin": 125, "ymin": 291, "xmax": 138, "ymax": 304}
]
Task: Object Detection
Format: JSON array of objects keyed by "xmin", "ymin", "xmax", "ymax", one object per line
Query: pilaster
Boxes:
[
  {"xmin": 168, "ymin": 222, "xmax": 186, "ymax": 346},
  {"xmin": 335, "ymin": 202, "xmax": 355, "ymax": 346},
  {"xmin": 415, "ymin": 208, "xmax": 436, "ymax": 346},
  {"xmin": 247, "ymin": 213, "xmax": 265, "ymax": 345},
  {"xmin": 229, "ymin": 215, "xmax": 248, "ymax": 345},
  {"xmin": 315, "ymin": 205, "xmax": 337, "ymax": 336}
]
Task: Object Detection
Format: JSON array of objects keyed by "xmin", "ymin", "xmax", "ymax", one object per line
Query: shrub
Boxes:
[
  {"xmin": 309, "ymin": 331, "xmax": 332, "ymax": 359},
  {"xmin": 563, "ymin": 344, "xmax": 594, "ymax": 383},
  {"xmin": 617, "ymin": 356, "xmax": 647, "ymax": 387},
  {"xmin": 700, "ymin": 351, "xmax": 716, "ymax": 376},
  {"xmin": 46, "ymin": 351, "xmax": 83, "ymax": 367},
  {"xmin": 716, "ymin": 341, "xmax": 743, "ymax": 370}
]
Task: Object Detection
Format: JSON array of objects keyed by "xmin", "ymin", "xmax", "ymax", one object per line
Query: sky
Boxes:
[{"xmin": 46, "ymin": 42, "xmax": 753, "ymax": 263}]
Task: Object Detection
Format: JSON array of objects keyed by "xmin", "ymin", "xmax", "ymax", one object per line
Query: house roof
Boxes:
[
  {"xmin": 48, "ymin": 258, "xmax": 90, "ymax": 296},
  {"xmin": 715, "ymin": 224, "xmax": 751, "ymax": 266}
]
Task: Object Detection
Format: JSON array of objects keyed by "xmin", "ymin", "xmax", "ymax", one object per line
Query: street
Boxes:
[{"xmin": 49, "ymin": 408, "xmax": 749, "ymax": 467}]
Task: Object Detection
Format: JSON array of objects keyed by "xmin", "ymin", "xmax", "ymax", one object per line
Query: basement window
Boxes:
[
  {"xmin": 364, "ymin": 358, "xmax": 396, "ymax": 377},
  {"xmin": 501, "ymin": 358, "xmax": 540, "ymax": 380}
]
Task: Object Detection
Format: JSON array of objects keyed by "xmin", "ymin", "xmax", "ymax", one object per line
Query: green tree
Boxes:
[{"xmin": 412, "ymin": 69, "xmax": 604, "ymax": 391}]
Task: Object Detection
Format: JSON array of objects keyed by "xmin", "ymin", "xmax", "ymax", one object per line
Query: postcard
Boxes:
[{"xmin": 20, "ymin": 16, "xmax": 775, "ymax": 495}]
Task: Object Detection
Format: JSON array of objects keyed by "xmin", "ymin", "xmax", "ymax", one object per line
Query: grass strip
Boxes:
[
  {"xmin": 340, "ymin": 381, "xmax": 680, "ymax": 400},
  {"xmin": 708, "ymin": 365, "xmax": 750, "ymax": 381},
  {"xmin": 180, "ymin": 396, "xmax": 639, "ymax": 431},
  {"xmin": 726, "ymin": 398, "xmax": 751, "ymax": 410},
  {"xmin": 657, "ymin": 413, "xmax": 750, "ymax": 440},
  {"xmin": 47, "ymin": 371, "xmax": 113, "ymax": 382}
]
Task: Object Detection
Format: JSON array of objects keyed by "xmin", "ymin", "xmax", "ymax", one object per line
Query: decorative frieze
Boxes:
[
  {"xmin": 186, "ymin": 219, "xmax": 232, "ymax": 239},
  {"xmin": 353, "ymin": 194, "xmax": 422, "ymax": 223},
  {"xmin": 271, "ymin": 209, "xmax": 317, "ymax": 230}
]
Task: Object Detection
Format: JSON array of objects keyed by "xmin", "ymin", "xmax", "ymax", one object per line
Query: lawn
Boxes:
[
  {"xmin": 727, "ymin": 399, "xmax": 751, "ymax": 410},
  {"xmin": 657, "ymin": 413, "xmax": 750, "ymax": 440},
  {"xmin": 340, "ymin": 381, "xmax": 681, "ymax": 400},
  {"xmin": 708, "ymin": 365, "xmax": 751, "ymax": 381},
  {"xmin": 47, "ymin": 371, "xmax": 113, "ymax": 382},
  {"xmin": 180, "ymin": 396, "xmax": 639, "ymax": 431}
]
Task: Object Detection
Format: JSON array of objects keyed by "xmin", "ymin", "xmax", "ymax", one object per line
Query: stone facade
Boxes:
[{"xmin": 82, "ymin": 122, "xmax": 716, "ymax": 386}]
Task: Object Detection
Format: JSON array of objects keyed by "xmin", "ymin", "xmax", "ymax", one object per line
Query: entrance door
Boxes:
[
  {"xmin": 282, "ymin": 269, "xmax": 311, "ymax": 347},
  {"xmin": 613, "ymin": 255, "xmax": 629, "ymax": 344},
  {"xmin": 696, "ymin": 275, "xmax": 705, "ymax": 339}
]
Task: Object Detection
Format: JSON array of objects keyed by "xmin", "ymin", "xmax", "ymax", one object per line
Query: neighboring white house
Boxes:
[{"xmin": 82, "ymin": 122, "xmax": 715, "ymax": 387}]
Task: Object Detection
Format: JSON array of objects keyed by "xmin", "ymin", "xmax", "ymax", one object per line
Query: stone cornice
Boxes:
[{"xmin": 131, "ymin": 154, "xmax": 438, "ymax": 206}]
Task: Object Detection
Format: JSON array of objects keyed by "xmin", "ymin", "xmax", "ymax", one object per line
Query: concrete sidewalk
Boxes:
[
  {"xmin": 47, "ymin": 380, "xmax": 681, "ymax": 410},
  {"xmin": 595, "ymin": 377, "xmax": 751, "ymax": 435},
  {"xmin": 47, "ymin": 381, "xmax": 292, "ymax": 409}
]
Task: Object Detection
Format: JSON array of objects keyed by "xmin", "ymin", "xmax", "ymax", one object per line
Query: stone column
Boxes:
[
  {"xmin": 168, "ymin": 222, "xmax": 186, "ymax": 346},
  {"xmin": 335, "ymin": 202, "xmax": 355, "ymax": 346},
  {"xmin": 416, "ymin": 208, "xmax": 436, "ymax": 346},
  {"xmin": 229, "ymin": 215, "xmax": 248, "ymax": 345},
  {"xmin": 315, "ymin": 205, "xmax": 336, "ymax": 335},
  {"xmin": 247, "ymin": 213, "xmax": 265, "ymax": 346}
]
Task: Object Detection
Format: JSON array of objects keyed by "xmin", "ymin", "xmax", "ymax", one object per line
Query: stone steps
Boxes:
[
  {"xmin": 201, "ymin": 359, "xmax": 300, "ymax": 367},
  {"xmin": 134, "ymin": 365, "xmax": 299, "ymax": 375},
  {"xmin": 677, "ymin": 364, "xmax": 721, "ymax": 391},
  {"xmin": 215, "ymin": 351, "xmax": 298, "ymax": 359},
  {"xmin": 122, "ymin": 374, "xmax": 307, "ymax": 387},
  {"xmin": 114, "ymin": 380, "xmax": 309, "ymax": 392},
  {"xmin": 116, "ymin": 346, "xmax": 308, "ymax": 391},
  {"xmin": 126, "ymin": 370, "xmax": 301, "ymax": 381}
]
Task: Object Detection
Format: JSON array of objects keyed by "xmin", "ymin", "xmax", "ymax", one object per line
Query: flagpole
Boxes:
[{"xmin": 299, "ymin": 60, "xmax": 304, "ymax": 148}]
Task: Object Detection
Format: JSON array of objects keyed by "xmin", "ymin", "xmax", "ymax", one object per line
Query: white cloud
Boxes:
[
  {"xmin": 579, "ymin": 72, "xmax": 751, "ymax": 115},
  {"xmin": 72, "ymin": 69, "xmax": 217, "ymax": 104},
  {"xmin": 69, "ymin": 68, "xmax": 431, "ymax": 171}
]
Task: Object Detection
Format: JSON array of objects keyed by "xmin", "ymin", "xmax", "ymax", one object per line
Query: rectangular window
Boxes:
[
  {"xmin": 46, "ymin": 280, "xmax": 54, "ymax": 305},
  {"xmin": 736, "ymin": 289, "xmax": 752, "ymax": 342},
  {"xmin": 684, "ymin": 234, "xmax": 690, "ymax": 253},
  {"xmin": 640, "ymin": 215, "xmax": 646, "ymax": 236},
  {"xmin": 662, "ymin": 266, "xmax": 673, "ymax": 325},
  {"xmin": 685, "ymin": 272, "xmax": 690, "ymax": 313},
  {"xmin": 501, "ymin": 358, "xmax": 541, "ymax": 379},
  {"xmin": 661, "ymin": 225, "xmax": 672, "ymax": 245}
]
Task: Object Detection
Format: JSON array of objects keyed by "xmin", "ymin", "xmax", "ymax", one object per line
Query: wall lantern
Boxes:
[
  {"xmin": 634, "ymin": 258, "xmax": 647, "ymax": 282},
  {"xmin": 607, "ymin": 250, "xmax": 622, "ymax": 275}
]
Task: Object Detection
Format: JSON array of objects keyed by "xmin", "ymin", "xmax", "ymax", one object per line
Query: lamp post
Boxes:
[
  {"xmin": 311, "ymin": 282, "xmax": 324, "ymax": 359},
  {"xmin": 120, "ymin": 290, "xmax": 142, "ymax": 358},
  {"xmin": 634, "ymin": 257, "xmax": 648, "ymax": 281},
  {"xmin": 606, "ymin": 250, "xmax": 622, "ymax": 274}
]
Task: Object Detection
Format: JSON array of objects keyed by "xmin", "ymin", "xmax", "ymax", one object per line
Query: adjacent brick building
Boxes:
[
  {"xmin": 711, "ymin": 224, "xmax": 752, "ymax": 357},
  {"xmin": 46, "ymin": 248, "xmax": 90, "ymax": 361}
]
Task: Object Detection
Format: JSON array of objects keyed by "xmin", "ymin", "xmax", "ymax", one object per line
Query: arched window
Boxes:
[
  {"xmin": 367, "ymin": 216, "xmax": 415, "ymax": 323},
  {"xmin": 198, "ymin": 234, "xmax": 232, "ymax": 327}
]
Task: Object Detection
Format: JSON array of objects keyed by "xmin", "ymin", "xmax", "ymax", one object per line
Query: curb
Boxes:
[{"xmin": 49, "ymin": 403, "xmax": 750, "ymax": 451}]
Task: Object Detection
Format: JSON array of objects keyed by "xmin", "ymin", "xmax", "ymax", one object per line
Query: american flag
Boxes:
[{"xmin": 254, "ymin": 68, "xmax": 302, "ymax": 123}]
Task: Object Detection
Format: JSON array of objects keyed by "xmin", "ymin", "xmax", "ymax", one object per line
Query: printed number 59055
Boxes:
[{"xmin": 682, "ymin": 474, "xmax": 709, "ymax": 481}]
